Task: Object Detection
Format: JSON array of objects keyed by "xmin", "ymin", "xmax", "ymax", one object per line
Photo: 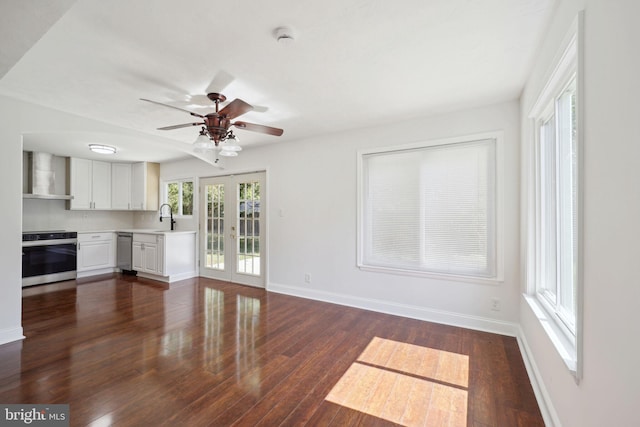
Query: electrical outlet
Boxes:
[
  {"xmin": 491, "ymin": 298, "xmax": 501, "ymax": 311},
  {"xmin": 304, "ymin": 273, "xmax": 311, "ymax": 284}
]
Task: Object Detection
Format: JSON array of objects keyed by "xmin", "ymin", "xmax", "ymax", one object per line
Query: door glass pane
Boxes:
[
  {"xmin": 205, "ymin": 184, "xmax": 225, "ymax": 270},
  {"xmin": 237, "ymin": 180, "xmax": 260, "ymax": 275}
]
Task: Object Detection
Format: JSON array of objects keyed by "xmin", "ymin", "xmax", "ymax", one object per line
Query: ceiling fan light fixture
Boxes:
[
  {"xmin": 142, "ymin": 92, "xmax": 283, "ymax": 158},
  {"xmin": 193, "ymin": 129, "xmax": 215, "ymax": 153},
  {"xmin": 88, "ymin": 144, "xmax": 116, "ymax": 154},
  {"xmin": 222, "ymin": 133, "xmax": 242, "ymax": 152},
  {"xmin": 219, "ymin": 149, "xmax": 238, "ymax": 157}
]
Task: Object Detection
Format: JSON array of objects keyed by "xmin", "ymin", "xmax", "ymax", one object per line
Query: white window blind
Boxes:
[{"xmin": 362, "ymin": 138, "xmax": 497, "ymax": 278}]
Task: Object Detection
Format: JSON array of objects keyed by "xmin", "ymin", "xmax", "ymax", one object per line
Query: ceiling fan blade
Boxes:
[
  {"xmin": 219, "ymin": 98, "xmax": 253, "ymax": 119},
  {"xmin": 140, "ymin": 98, "xmax": 204, "ymax": 118},
  {"xmin": 233, "ymin": 121, "xmax": 284, "ymax": 136},
  {"xmin": 157, "ymin": 122, "xmax": 205, "ymax": 131},
  {"xmin": 205, "ymin": 70, "xmax": 235, "ymax": 94}
]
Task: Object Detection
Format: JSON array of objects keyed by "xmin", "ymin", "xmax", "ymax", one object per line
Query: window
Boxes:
[
  {"xmin": 537, "ymin": 77, "xmax": 578, "ymax": 334},
  {"xmin": 358, "ymin": 134, "xmax": 502, "ymax": 281},
  {"xmin": 165, "ymin": 179, "xmax": 193, "ymax": 216},
  {"xmin": 527, "ymin": 15, "xmax": 582, "ymax": 377}
]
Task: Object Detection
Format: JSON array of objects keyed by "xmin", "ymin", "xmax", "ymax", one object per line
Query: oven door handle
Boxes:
[{"xmin": 22, "ymin": 238, "xmax": 78, "ymax": 247}]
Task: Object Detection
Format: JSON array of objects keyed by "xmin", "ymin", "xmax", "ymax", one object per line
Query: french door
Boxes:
[{"xmin": 200, "ymin": 172, "xmax": 265, "ymax": 288}]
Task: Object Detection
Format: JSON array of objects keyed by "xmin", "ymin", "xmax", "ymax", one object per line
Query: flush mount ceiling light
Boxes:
[{"xmin": 88, "ymin": 144, "xmax": 116, "ymax": 154}]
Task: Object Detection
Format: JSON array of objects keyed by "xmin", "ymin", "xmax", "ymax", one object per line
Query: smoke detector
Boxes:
[{"xmin": 274, "ymin": 26, "xmax": 295, "ymax": 45}]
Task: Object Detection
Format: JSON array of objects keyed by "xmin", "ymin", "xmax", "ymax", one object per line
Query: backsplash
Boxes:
[
  {"xmin": 23, "ymin": 198, "xmax": 135, "ymax": 232},
  {"xmin": 133, "ymin": 211, "xmax": 168, "ymax": 230},
  {"xmin": 23, "ymin": 199, "xmax": 189, "ymax": 232}
]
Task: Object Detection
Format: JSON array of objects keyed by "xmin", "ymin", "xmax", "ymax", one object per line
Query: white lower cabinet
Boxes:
[
  {"xmin": 132, "ymin": 234, "xmax": 164, "ymax": 275},
  {"xmin": 132, "ymin": 232, "xmax": 195, "ymax": 282},
  {"xmin": 77, "ymin": 232, "xmax": 116, "ymax": 277}
]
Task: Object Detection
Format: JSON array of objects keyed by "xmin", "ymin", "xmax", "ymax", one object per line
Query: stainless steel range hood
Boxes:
[{"xmin": 23, "ymin": 152, "xmax": 73, "ymax": 200}]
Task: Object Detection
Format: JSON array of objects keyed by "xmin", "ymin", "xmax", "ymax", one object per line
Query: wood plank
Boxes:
[{"xmin": 0, "ymin": 275, "xmax": 545, "ymax": 427}]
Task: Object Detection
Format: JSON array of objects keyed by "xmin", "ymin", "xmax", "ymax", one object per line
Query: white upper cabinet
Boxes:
[
  {"xmin": 69, "ymin": 159, "xmax": 158, "ymax": 211},
  {"xmin": 70, "ymin": 158, "xmax": 92, "ymax": 209},
  {"xmin": 92, "ymin": 161, "xmax": 111, "ymax": 209},
  {"xmin": 69, "ymin": 158, "xmax": 111, "ymax": 210},
  {"xmin": 111, "ymin": 163, "xmax": 132, "ymax": 210},
  {"xmin": 131, "ymin": 162, "xmax": 159, "ymax": 211}
]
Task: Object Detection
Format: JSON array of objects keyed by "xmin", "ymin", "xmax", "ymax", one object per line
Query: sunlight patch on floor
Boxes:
[{"xmin": 325, "ymin": 337, "xmax": 469, "ymax": 426}]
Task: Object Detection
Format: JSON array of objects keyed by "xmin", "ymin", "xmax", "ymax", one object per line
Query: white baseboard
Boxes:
[
  {"xmin": 77, "ymin": 267, "xmax": 117, "ymax": 278},
  {"xmin": 516, "ymin": 326, "xmax": 562, "ymax": 427},
  {"xmin": 168, "ymin": 270, "xmax": 199, "ymax": 283},
  {"xmin": 267, "ymin": 282, "xmax": 519, "ymax": 337},
  {"xmin": 137, "ymin": 270, "xmax": 198, "ymax": 284},
  {"xmin": 0, "ymin": 327, "xmax": 25, "ymax": 346}
]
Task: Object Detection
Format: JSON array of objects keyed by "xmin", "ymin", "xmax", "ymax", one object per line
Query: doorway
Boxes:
[{"xmin": 199, "ymin": 172, "xmax": 265, "ymax": 288}]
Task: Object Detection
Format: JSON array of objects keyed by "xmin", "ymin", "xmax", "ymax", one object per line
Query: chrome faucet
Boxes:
[{"xmin": 159, "ymin": 203, "xmax": 176, "ymax": 231}]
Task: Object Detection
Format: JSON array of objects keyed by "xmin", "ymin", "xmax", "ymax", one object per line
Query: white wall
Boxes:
[
  {"xmin": 0, "ymin": 98, "xmax": 25, "ymax": 344},
  {"xmin": 519, "ymin": 0, "xmax": 640, "ymax": 426},
  {"xmin": 162, "ymin": 100, "xmax": 522, "ymax": 333}
]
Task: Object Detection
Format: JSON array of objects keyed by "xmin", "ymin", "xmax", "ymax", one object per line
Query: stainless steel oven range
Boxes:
[{"xmin": 22, "ymin": 231, "xmax": 78, "ymax": 287}]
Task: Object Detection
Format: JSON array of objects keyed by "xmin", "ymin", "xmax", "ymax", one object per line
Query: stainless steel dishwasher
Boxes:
[{"xmin": 116, "ymin": 232, "xmax": 136, "ymax": 274}]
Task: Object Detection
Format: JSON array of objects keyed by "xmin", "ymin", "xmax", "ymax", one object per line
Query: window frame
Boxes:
[
  {"xmin": 163, "ymin": 178, "xmax": 194, "ymax": 217},
  {"xmin": 526, "ymin": 12, "xmax": 583, "ymax": 381},
  {"xmin": 357, "ymin": 131, "xmax": 504, "ymax": 285}
]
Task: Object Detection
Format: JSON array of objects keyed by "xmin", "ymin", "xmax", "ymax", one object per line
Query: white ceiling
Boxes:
[{"xmin": 0, "ymin": 0, "xmax": 556, "ymax": 163}]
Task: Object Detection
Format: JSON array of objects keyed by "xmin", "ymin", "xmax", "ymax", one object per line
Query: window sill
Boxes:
[
  {"xmin": 523, "ymin": 294, "xmax": 578, "ymax": 379},
  {"xmin": 358, "ymin": 264, "xmax": 503, "ymax": 286}
]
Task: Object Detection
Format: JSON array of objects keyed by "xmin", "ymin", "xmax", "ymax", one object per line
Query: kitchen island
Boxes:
[
  {"xmin": 131, "ymin": 230, "xmax": 197, "ymax": 283},
  {"xmin": 76, "ymin": 229, "xmax": 197, "ymax": 284}
]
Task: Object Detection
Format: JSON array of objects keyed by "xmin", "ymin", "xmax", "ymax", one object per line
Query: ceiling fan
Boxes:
[{"xmin": 141, "ymin": 92, "xmax": 284, "ymax": 155}]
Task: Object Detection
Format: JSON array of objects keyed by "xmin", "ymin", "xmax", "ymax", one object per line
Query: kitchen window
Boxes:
[
  {"xmin": 358, "ymin": 133, "xmax": 503, "ymax": 282},
  {"xmin": 165, "ymin": 179, "xmax": 193, "ymax": 216}
]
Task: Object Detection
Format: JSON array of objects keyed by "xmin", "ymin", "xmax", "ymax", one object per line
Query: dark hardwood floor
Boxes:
[{"xmin": 0, "ymin": 275, "xmax": 544, "ymax": 426}]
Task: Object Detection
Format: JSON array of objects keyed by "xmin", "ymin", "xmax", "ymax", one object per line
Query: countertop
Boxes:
[{"xmin": 78, "ymin": 229, "xmax": 197, "ymax": 235}]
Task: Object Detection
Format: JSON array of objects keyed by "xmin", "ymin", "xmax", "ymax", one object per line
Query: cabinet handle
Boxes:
[{"xmin": 78, "ymin": 242, "xmax": 81, "ymax": 250}]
